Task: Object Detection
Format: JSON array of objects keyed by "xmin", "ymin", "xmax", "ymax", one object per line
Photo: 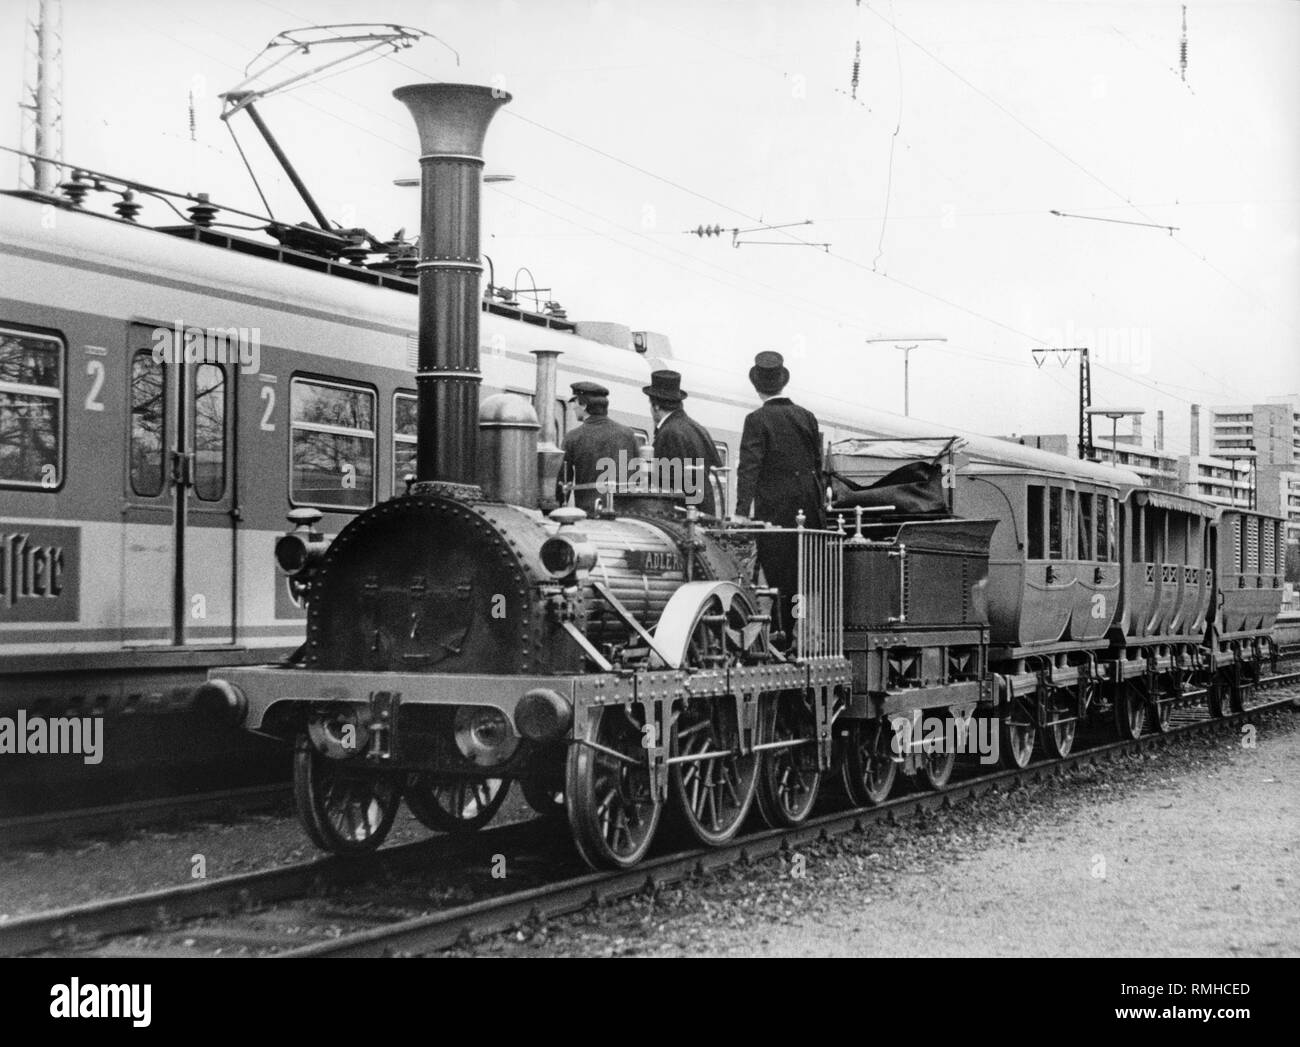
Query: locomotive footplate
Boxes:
[{"xmin": 208, "ymin": 658, "xmax": 851, "ymax": 793}]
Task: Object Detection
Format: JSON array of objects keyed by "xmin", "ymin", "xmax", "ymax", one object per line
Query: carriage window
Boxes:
[
  {"xmin": 1064, "ymin": 489, "xmax": 1077, "ymax": 559},
  {"xmin": 393, "ymin": 392, "xmax": 418, "ymax": 492},
  {"xmin": 0, "ymin": 328, "xmax": 63, "ymax": 489},
  {"xmin": 193, "ymin": 364, "xmax": 225, "ymax": 501},
  {"xmin": 1167, "ymin": 512, "xmax": 1188, "ymax": 563},
  {"xmin": 1145, "ymin": 508, "xmax": 1164, "ymax": 563},
  {"xmin": 1078, "ymin": 492, "xmax": 1094, "ymax": 560},
  {"xmin": 1131, "ymin": 504, "xmax": 1141, "ymax": 561},
  {"xmin": 1048, "ymin": 487, "xmax": 1063, "ymax": 560},
  {"xmin": 1027, "ymin": 484, "xmax": 1045, "ymax": 559},
  {"xmin": 712, "ymin": 442, "xmax": 729, "ymax": 513},
  {"xmin": 1095, "ymin": 497, "xmax": 1110, "ymax": 562},
  {"xmin": 130, "ymin": 350, "xmax": 166, "ymax": 497},
  {"xmin": 290, "ymin": 378, "xmax": 375, "ymax": 510}
]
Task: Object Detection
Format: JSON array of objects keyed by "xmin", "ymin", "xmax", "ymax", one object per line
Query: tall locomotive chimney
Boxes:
[{"xmin": 393, "ymin": 83, "xmax": 511, "ymax": 492}]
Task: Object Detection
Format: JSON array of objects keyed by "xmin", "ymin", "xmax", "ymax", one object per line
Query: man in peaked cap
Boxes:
[
  {"xmin": 735, "ymin": 351, "xmax": 826, "ymax": 643},
  {"xmin": 643, "ymin": 369, "xmax": 723, "ymax": 517},
  {"xmin": 556, "ymin": 380, "xmax": 640, "ymax": 514}
]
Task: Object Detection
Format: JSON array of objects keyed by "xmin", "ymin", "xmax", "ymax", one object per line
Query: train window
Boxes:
[
  {"xmin": 393, "ymin": 392, "xmax": 418, "ymax": 491},
  {"xmin": 1144, "ymin": 508, "xmax": 1164, "ymax": 563},
  {"xmin": 130, "ymin": 350, "xmax": 166, "ymax": 497},
  {"xmin": 0, "ymin": 327, "xmax": 63, "ymax": 489},
  {"xmin": 1131, "ymin": 504, "xmax": 1142, "ymax": 561},
  {"xmin": 1064, "ymin": 490, "xmax": 1077, "ymax": 559},
  {"xmin": 1027, "ymin": 484, "xmax": 1045, "ymax": 559},
  {"xmin": 290, "ymin": 377, "xmax": 375, "ymax": 510},
  {"xmin": 712, "ymin": 442, "xmax": 729, "ymax": 513},
  {"xmin": 1168, "ymin": 513, "xmax": 1188, "ymax": 563},
  {"xmin": 1097, "ymin": 496, "xmax": 1115, "ymax": 562},
  {"xmin": 1078, "ymin": 492, "xmax": 1094, "ymax": 560},
  {"xmin": 193, "ymin": 364, "xmax": 225, "ymax": 501},
  {"xmin": 1048, "ymin": 487, "xmax": 1063, "ymax": 560}
]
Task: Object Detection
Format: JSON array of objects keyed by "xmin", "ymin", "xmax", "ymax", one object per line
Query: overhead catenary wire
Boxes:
[{"xmin": 166, "ymin": 2, "xmax": 1291, "ymax": 418}]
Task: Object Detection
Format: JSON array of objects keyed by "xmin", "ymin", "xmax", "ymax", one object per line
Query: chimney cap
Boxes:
[{"xmin": 393, "ymin": 83, "xmax": 512, "ymax": 157}]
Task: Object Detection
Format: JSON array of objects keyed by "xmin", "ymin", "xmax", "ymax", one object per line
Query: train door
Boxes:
[{"xmin": 121, "ymin": 323, "xmax": 236, "ymax": 646}]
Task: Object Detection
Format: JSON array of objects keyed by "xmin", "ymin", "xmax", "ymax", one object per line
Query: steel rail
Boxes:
[
  {"xmin": 7, "ymin": 674, "xmax": 1292, "ymax": 958},
  {"xmin": 0, "ymin": 784, "xmax": 293, "ymax": 849}
]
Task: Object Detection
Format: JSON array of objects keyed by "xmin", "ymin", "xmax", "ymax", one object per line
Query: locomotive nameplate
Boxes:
[
  {"xmin": 627, "ymin": 550, "xmax": 683, "ymax": 574},
  {"xmin": 0, "ymin": 524, "xmax": 80, "ymax": 622}
]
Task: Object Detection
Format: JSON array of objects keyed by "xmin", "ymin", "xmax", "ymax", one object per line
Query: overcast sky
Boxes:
[{"xmin": 4, "ymin": 0, "xmax": 1297, "ymax": 455}]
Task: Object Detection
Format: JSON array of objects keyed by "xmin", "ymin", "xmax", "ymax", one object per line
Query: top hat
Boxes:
[
  {"xmin": 570, "ymin": 380, "xmax": 609, "ymax": 399},
  {"xmin": 642, "ymin": 369, "xmax": 687, "ymax": 403},
  {"xmin": 749, "ymin": 351, "xmax": 790, "ymax": 395}
]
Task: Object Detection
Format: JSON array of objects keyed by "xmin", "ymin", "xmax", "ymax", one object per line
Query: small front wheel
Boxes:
[{"xmin": 293, "ymin": 733, "xmax": 400, "ymax": 855}]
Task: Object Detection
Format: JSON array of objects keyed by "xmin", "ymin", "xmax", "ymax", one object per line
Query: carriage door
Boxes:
[{"xmin": 121, "ymin": 323, "xmax": 236, "ymax": 646}]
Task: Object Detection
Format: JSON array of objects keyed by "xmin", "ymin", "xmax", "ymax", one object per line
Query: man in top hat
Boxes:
[
  {"xmin": 643, "ymin": 369, "xmax": 722, "ymax": 517},
  {"xmin": 556, "ymin": 380, "xmax": 640, "ymax": 514},
  {"xmin": 735, "ymin": 351, "xmax": 825, "ymax": 641}
]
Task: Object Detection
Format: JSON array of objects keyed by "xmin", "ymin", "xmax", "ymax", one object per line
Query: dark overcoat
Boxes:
[
  {"xmin": 556, "ymin": 414, "xmax": 640, "ymax": 513},
  {"xmin": 651, "ymin": 408, "xmax": 723, "ymax": 517},
  {"xmin": 735, "ymin": 397, "xmax": 825, "ymax": 528}
]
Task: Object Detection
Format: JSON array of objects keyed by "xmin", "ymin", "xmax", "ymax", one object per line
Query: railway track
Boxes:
[
  {"xmin": 3, "ymin": 670, "xmax": 1296, "ymax": 959},
  {"xmin": 8, "ymin": 650, "xmax": 1295, "ymax": 852},
  {"xmin": 0, "ymin": 784, "xmax": 292, "ymax": 849}
]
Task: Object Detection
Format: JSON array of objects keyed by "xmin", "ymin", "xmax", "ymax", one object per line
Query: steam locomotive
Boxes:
[{"xmin": 200, "ymin": 82, "xmax": 1285, "ymax": 869}]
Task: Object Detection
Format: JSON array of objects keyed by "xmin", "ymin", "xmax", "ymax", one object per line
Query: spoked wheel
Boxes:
[
  {"xmin": 917, "ymin": 718, "xmax": 957, "ymax": 791},
  {"xmin": 842, "ymin": 718, "xmax": 898, "ymax": 805},
  {"xmin": 1040, "ymin": 691, "xmax": 1078, "ymax": 759},
  {"xmin": 1114, "ymin": 681, "xmax": 1146, "ymax": 741},
  {"xmin": 404, "ymin": 774, "xmax": 510, "ymax": 832},
  {"xmin": 1149, "ymin": 688, "xmax": 1174, "ymax": 734},
  {"xmin": 998, "ymin": 706, "xmax": 1037, "ymax": 770},
  {"xmin": 668, "ymin": 698, "xmax": 759, "ymax": 846},
  {"xmin": 566, "ymin": 705, "xmax": 661, "ymax": 869},
  {"xmin": 293, "ymin": 733, "xmax": 400, "ymax": 855},
  {"xmin": 755, "ymin": 690, "xmax": 822, "ymax": 827},
  {"xmin": 521, "ymin": 776, "xmax": 566, "ymax": 819}
]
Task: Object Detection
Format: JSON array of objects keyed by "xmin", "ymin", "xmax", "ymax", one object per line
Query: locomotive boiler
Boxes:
[{"xmin": 201, "ymin": 81, "xmax": 853, "ymax": 869}]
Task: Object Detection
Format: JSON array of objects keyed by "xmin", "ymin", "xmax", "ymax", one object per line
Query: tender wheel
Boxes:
[
  {"xmin": 293, "ymin": 733, "xmax": 400, "ymax": 855},
  {"xmin": 404, "ymin": 774, "xmax": 510, "ymax": 832},
  {"xmin": 999, "ymin": 708, "xmax": 1036, "ymax": 770},
  {"xmin": 842, "ymin": 718, "xmax": 898, "ymax": 805},
  {"xmin": 566, "ymin": 705, "xmax": 661, "ymax": 869},
  {"xmin": 1114, "ymin": 681, "xmax": 1146, "ymax": 741},
  {"xmin": 917, "ymin": 737, "xmax": 956, "ymax": 790},
  {"xmin": 755, "ymin": 690, "xmax": 821, "ymax": 827},
  {"xmin": 668, "ymin": 698, "xmax": 759, "ymax": 846}
]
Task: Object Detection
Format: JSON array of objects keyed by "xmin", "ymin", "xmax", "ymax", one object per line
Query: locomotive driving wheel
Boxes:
[
  {"xmin": 404, "ymin": 774, "xmax": 510, "ymax": 832},
  {"xmin": 668, "ymin": 698, "xmax": 759, "ymax": 846},
  {"xmin": 842, "ymin": 717, "xmax": 898, "ymax": 806},
  {"xmin": 293, "ymin": 733, "xmax": 401, "ymax": 855},
  {"xmin": 755, "ymin": 690, "xmax": 822, "ymax": 827},
  {"xmin": 566, "ymin": 704, "xmax": 662, "ymax": 869},
  {"xmin": 656, "ymin": 583, "xmax": 763, "ymax": 846}
]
